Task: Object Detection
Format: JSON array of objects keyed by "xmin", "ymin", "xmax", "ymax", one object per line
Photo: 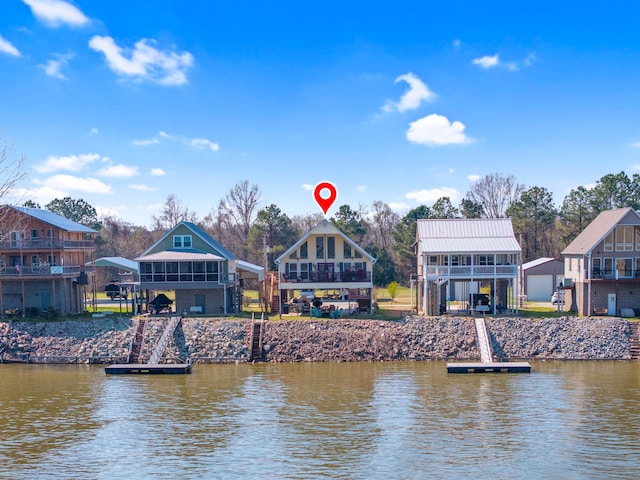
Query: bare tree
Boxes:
[
  {"xmin": 465, "ymin": 173, "xmax": 524, "ymax": 218},
  {"xmin": 370, "ymin": 200, "xmax": 399, "ymax": 249},
  {"xmin": 151, "ymin": 193, "xmax": 198, "ymax": 231},
  {"xmin": 0, "ymin": 140, "xmax": 27, "ymax": 229},
  {"xmin": 216, "ymin": 180, "xmax": 262, "ymax": 258}
]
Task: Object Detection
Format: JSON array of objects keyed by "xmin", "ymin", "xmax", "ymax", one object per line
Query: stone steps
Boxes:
[{"xmin": 630, "ymin": 323, "xmax": 640, "ymax": 359}]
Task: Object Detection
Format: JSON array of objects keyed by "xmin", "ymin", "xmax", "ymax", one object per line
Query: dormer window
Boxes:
[{"xmin": 173, "ymin": 235, "xmax": 192, "ymax": 248}]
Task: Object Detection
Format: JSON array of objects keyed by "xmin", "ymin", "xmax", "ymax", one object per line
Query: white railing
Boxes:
[{"xmin": 424, "ymin": 265, "xmax": 518, "ymax": 279}]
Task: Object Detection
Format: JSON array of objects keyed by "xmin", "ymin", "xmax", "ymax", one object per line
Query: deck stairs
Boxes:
[
  {"xmin": 147, "ymin": 316, "xmax": 182, "ymax": 365},
  {"xmin": 249, "ymin": 314, "xmax": 265, "ymax": 361},
  {"xmin": 630, "ymin": 323, "xmax": 640, "ymax": 360},
  {"xmin": 128, "ymin": 317, "xmax": 147, "ymax": 364},
  {"xmin": 474, "ymin": 317, "xmax": 493, "ymax": 363}
]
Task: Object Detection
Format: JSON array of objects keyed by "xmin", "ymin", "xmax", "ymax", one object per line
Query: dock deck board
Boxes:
[
  {"xmin": 105, "ymin": 363, "xmax": 192, "ymax": 375},
  {"xmin": 446, "ymin": 361, "xmax": 531, "ymax": 374}
]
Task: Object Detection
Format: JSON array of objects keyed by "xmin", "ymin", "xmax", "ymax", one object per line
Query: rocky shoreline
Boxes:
[{"xmin": 0, "ymin": 316, "xmax": 634, "ymax": 364}]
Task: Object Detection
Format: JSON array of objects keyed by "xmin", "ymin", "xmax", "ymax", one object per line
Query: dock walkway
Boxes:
[{"xmin": 447, "ymin": 317, "xmax": 531, "ymax": 374}]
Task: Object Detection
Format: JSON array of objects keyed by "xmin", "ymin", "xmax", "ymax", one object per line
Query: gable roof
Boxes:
[
  {"xmin": 417, "ymin": 218, "xmax": 521, "ymax": 254},
  {"xmin": 522, "ymin": 257, "xmax": 561, "ymax": 271},
  {"xmin": 561, "ymin": 208, "xmax": 640, "ymax": 256},
  {"xmin": 13, "ymin": 206, "xmax": 97, "ymax": 233},
  {"xmin": 138, "ymin": 221, "xmax": 237, "ymax": 260},
  {"xmin": 275, "ymin": 219, "xmax": 375, "ymax": 264}
]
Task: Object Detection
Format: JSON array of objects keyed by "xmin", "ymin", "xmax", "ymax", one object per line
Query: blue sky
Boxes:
[{"xmin": 2, "ymin": 1, "xmax": 640, "ymax": 227}]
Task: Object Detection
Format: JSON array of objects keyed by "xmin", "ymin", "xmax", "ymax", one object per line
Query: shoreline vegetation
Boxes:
[{"xmin": 0, "ymin": 316, "xmax": 633, "ymax": 364}]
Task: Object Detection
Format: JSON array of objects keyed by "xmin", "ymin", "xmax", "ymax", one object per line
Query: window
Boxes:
[
  {"xmin": 354, "ymin": 249, "xmax": 362, "ymax": 259},
  {"xmin": 194, "ymin": 262, "xmax": 206, "ymax": 281},
  {"xmin": 173, "ymin": 235, "xmax": 192, "ymax": 248},
  {"xmin": 287, "ymin": 263, "xmax": 298, "ymax": 279},
  {"xmin": 343, "ymin": 243, "xmax": 352, "ymax": 258},
  {"xmin": 300, "ymin": 241, "xmax": 308, "ymax": 259},
  {"xmin": 604, "ymin": 231, "xmax": 614, "ymax": 251},
  {"xmin": 604, "ymin": 258, "xmax": 614, "ymax": 277},
  {"xmin": 592, "ymin": 258, "xmax": 602, "ymax": 277},
  {"xmin": 180, "ymin": 262, "xmax": 192, "ymax": 281},
  {"xmin": 636, "ymin": 228, "xmax": 640, "ymax": 251},
  {"xmin": 30, "ymin": 229, "xmax": 39, "ymax": 239},
  {"xmin": 477, "ymin": 255, "xmax": 495, "ymax": 266},
  {"xmin": 9, "ymin": 230, "xmax": 25, "ymax": 247},
  {"xmin": 206, "ymin": 261, "xmax": 219, "ymax": 281},
  {"xmin": 316, "ymin": 237, "xmax": 324, "ymax": 259},
  {"xmin": 166, "ymin": 262, "xmax": 179, "ymax": 281},
  {"xmin": 327, "ymin": 237, "xmax": 335, "ymax": 259},
  {"xmin": 616, "ymin": 258, "xmax": 633, "ymax": 278},
  {"xmin": 615, "ymin": 226, "xmax": 633, "ymax": 251},
  {"xmin": 47, "ymin": 255, "xmax": 56, "ymax": 265},
  {"xmin": 153, "ymin": 262, "xmax": 165, "ymax": 282},
  {"xmin": 300, "ymin": 263, "xmax": 309, "ymax": 280}
]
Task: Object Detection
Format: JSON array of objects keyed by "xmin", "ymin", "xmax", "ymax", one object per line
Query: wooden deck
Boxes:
[
  {"xmin": 446, "ymin": 362, "xmax": 531, "ymax": 374},
  {"xmin": 105, "ymin": 363, "xmax": 192, "ymax": 375}
]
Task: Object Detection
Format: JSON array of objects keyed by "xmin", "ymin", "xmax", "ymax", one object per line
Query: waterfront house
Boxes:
[
  {"xmin": 0, "ymin": 205, "xmax": 96, "ymax": 317},
  {"xmin": 561, "ymin": 207, "xmax": 640, "ymax": 316},
  {"xmin": 274, "ymin": 219, "xmax": 376, "ymax": 314},
  {"xmin": 416, "ymin": 218, "xmax": 521, "ymax": 315},
  {"xmin": 135, "ymin": 221, "xmax": 263, "ymax": 315}
]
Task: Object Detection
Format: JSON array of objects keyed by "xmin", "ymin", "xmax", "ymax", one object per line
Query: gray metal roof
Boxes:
[
  {"xmin": 561, "ymin": 208, "xmax": 640, "ymax": 256},
  {"xmin": 417, "ymin": 218, "xmax": 521, "ymax": 254},
  {"xmin": 522, "ymin": 257, "xmax": 559, "ymax": 271},
  {"xmin": 92, "ymin": 256, "xmax": 139, "ymax": 273},
  {"xmin": 15, "ymin": 206, "xmax": 97, "ymax": 233}
]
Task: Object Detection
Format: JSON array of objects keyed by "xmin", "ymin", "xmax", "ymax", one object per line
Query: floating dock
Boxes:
[
  {"xmin": 105, "ymin": 363, "xmax": 192, "ymax": 375},
  {"xmin": 446, "ymin": 317, "xmax": 531, "ymax": 374},
  {"xmin": 446, "ymin": 361, "xmax": 531, "ymax": 374},
  {"xmin": 105, "ymin": 316, "xmax": 192, "ymax": 375}
]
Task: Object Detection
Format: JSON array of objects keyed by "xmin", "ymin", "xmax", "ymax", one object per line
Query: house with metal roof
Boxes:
[
  {"xmin": 0, "ymin": 205, "xmax": 96, "ymax": 317},
  {"xmin": 135, "ymin": 221, "xmax": 263, "ymax": 315},
  {"xmin": 561, "ymin": 207, "xmax": 640, "ymax": 316},
  {"xmin": 416, "ymin": 218, "xmax": 521, "ymax": 315},
  {"xmin": 275, "ymin": 219, "xmax": 376, "ymax": 314}
]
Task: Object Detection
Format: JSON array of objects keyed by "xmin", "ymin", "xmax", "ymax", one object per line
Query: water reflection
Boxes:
[{"xmin": 0, "ymin": 361, "xmax": 639, "ymax": 479}]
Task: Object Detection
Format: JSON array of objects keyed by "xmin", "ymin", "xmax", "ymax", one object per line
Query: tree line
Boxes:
[{"xmin": 23, "ymin": 171, "xmax": 640, "ymax": 288}]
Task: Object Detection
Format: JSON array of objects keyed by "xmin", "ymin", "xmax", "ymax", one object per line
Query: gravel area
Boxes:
[{"xmin": 0, "ymin": 315, "xmax": 634, "ymax": 364}]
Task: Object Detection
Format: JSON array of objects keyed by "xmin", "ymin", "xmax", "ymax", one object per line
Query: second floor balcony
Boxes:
[
  {"xmin": 0, "ymin": 239, "xmax": 94, "ymax": 250},
  {"xmin": 0, "ymin": 264, "xmax": 92, "ymax": 278},
  {"xmin": 423, "ymin": 264, "xmax": 518, "ymax": 280},
  {"xmin": 281, "ymin": 270, "xmax": 371, "ymax": 284}
]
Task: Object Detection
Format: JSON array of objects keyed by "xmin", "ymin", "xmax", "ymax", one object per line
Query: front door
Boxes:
[
  {"xmin": 607, "ymin": 293, "xmax": 616, "ymax": 316},
  {"xmin": 195, "ymin": 294, "xmax": 206, "ymax": 314}
]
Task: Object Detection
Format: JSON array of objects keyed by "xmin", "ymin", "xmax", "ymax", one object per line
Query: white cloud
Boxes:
[
  {"xmin": 89, "ymin": 127, "xmax": 99, "ymax": 135},
  {"xmin": 40, "ymin": 52, "xmax": 74, "ymax": 79},
  {"xmin": 95, "ymin": 205, "xmax": 121, "ymax": 218},
  {"xmin": 406, "ymin": 187, "xmax": 460, "ymax": 204},
  {"xmin": 406, "ymin": 114, "xmax": 472, "ymax": 146},
  {"xmin": 150, "ymin": 168, "xmax": 166, "ymax": 176},
  {"xmin": 132, "ymin": 137, "xmax": 159, "ymax": 146},
  {"xmin": 34, "ymin": 174, "xmax": 112, "ymax": 194},
  {"xmin": 382, "ymin": 72, "xmax": 435, "ymax": 113},
  {"xmin": 35, "ymin": 153, "xmax": 101, "ymax": 173},
  {"xmin": 472, "ymin": 53, "xmax": 535, "ymax": 71},
  {"xmin": 158, "ymin": 130, "xmax": 175, "ymax": 140},
  {"xmin": 88, "ymin": 36, "xmax": 194, "ymax": 86},
  {"xmin": 632, "ymin": 142, "xmax": 640, "ymax": 148},
  {"xmin": 301, "ymin": 184, "xmax": 313, "ymax": 191},
  {"xmin": 467, "ymin": 174, "xmax": 482, "ymax": 182},
  {"xmin": 356, "ymin": 185, "xmax": 367, "ymax": 192},
  {"xmin": 98, "ymin": 164, "xmax": 139, "ymax": 178},
  {"xmin": 472, "ymin": 54, "xmax": 500, "ymax": 69},
  {"xmin": 23, "ymin": 0, "xmax": 89, "ymax": 27},
  {"xmin": 452, "ymin": 39, "xmax": 461, "ymax": 49},
  {"xmin": 190, "ymin": 138, "xmax": 220, "ymax": 152},
  {"xmin": 0, "ymin": 34, "xmax": 21, "ymax": 56},
  {"xmin": 129, "ymin": 184, "xmax": 156, "ymax": 191}
]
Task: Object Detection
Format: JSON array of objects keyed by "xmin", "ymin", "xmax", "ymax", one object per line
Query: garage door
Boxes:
[{"xmin": 527, "ymin": 275, "xmax": 553, "ymax": 301}]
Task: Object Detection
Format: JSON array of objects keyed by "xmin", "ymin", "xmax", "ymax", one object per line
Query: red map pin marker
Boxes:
[{"xmin": 313, "ymin": 181, "xmax": 338, "ymax": 215}]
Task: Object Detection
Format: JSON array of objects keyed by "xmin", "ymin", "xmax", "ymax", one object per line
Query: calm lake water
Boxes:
[{"xmin": 1, "ymin": 361, "xmax": 639, "ymax": 479}]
